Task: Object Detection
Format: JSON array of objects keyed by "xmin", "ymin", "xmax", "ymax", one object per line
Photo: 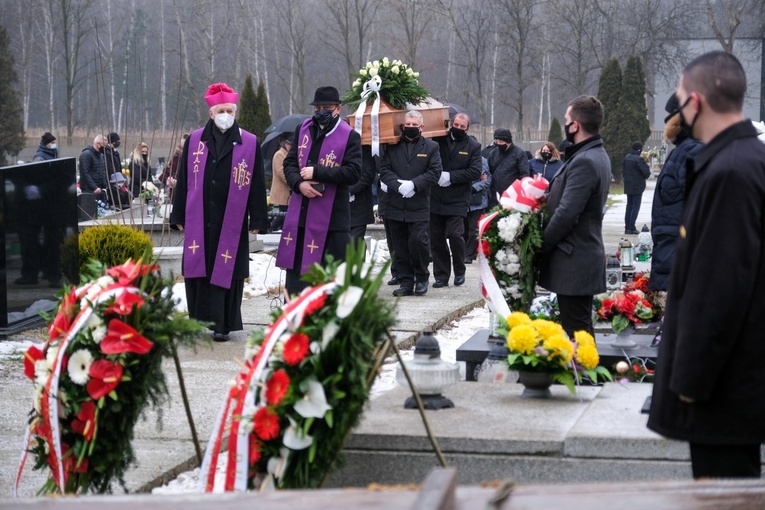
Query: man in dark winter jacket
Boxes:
[
  {"xmin": 649, "ymin": 93, "xmax": 703, "ymax": 292},
  {"xmin": 486, "ymin": 128, "xmax": 529, "ymax": 208},
  {"xmin": 79, "ymin": 134, "xmax": 108, "ymax": 196},
  {"xmin": 104, "ymin": 132, "xmax": 123, "ymax": 179},
  {"xmin": 32, "ymin": 132, "xmax": 58, "ymax": 162},
  {"xmin": 430, "ymin": 113, "xmax": 481, "ymax": 287},
  {"xmin": 622, "ymin": 141, "xmax": 651, "ymax": 234},
  {"xmin": 379, "ymin": 110, "xmax": 441, "ymax": 296},
  {"xmin": 648, "ymin": 51, "xmax": 765, "ymax": 479}
]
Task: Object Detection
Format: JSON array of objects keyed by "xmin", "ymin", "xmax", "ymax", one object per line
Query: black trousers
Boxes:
[
  {"xmin": 690, "ymin": 443, "xmax": 761, "ymax": 479},
  {"xmin": 350, "ymin": 224, "xmax": 367, "ymax": 243},
  {"xmin": 270, "ymin": 205, "xmax": 288, "ymax": 232},
  {"xmin": 383, "ymin": 217, "xmax": 399, "ymax": 279},
  {"xmin": 463, "ymin": 208, "xmax": 484, "ymax": 260},
  {"xmin": 388, "ymin": 219, "xmax": 430, "ymax": 288},
  {"xmin": 285, "ymin": 228, "xmax": 351, "ymax": 296},
  {"xmin": 557, "ymin": 294, "xmax": 594, "ymax": 338},
  {"xmin": 625, "ymin": 193, "xmax": 642, "ymax": 231},
  {"xmin": 430, "ymin": 213, "xmax": 466, "ymax": 281}
]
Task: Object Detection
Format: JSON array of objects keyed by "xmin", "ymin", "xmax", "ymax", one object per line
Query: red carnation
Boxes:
[
  {"xmin": 106, "ymin": 259, "xmax": 156, "ymax": 285},
  {"xmin": 253, "ymin": 407, "xmax": 280, "ymax": 441},
  {"xmin": 479, "ymin": 240, "xmax": 491, "ymax": 257},
  {"xmin": 106, "ymin": 291, "xmax": 145, "ymax": 316},
  {"xmin": 100, "ymin": 319, "xmax": 153, "ymax": 355},
  {"xmin": 23, "ymin": 345, "xmax": 45, "ymax": 381},
  {"xmin": 248, "ymin": 434, "xmax": 262, "ymax": 467},
  {"xmin": 71, "ymin": 401, "xmax": 96, "ymax": 441},
  {"xmin": 282, "ymin": 333, "xmax": 310, "ymax": 366},
  {"xmin": 265, "ymin": 369, "xmax": 290, "ymax": 406},
  {"xmin": 87, "ymin": 360, "xmax": 123, "ymax": 400}
]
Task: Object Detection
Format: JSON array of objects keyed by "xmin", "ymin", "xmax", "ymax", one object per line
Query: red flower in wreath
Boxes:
[
  {"xmin": 106, "ymin": 291, "xmax": 145, "ymax": 316},
  {"xmin": 282, "ymin": 333, "xmax": 310, "ymax": 366},
  {"xmin": 71, "ymin": 401, "xmax": 96, "ymax": 441},
  {"xmin": 106, "ymin": 259, "xmax": 156, "ymax": 285},
  {"xmin": 23, "ymin": 345, "xmax": 45, "ymax": 381},
  {"xmin": 248, "ymin": 434, "xmax": 262, "ymax": 467},
  {"xmin": 87, "ymin": 360, "xmax": 124, "ymax": 400},
  {"xmin": 253, "ymin": 407, "xmax": 280, "ymax": 441},
  {"xmin": 479, "ymin": 240, "xmax": 491, "ymax": 257},
  {"xmin": 100, "ymin": 319, "xmax": 154, "ymax": 355},
  {"xmin": 265, "ymin": 369, "xmax": 290, "ymax": 406},
  {"xmin": 59, "ymin": 443, "xmax": 88, "ymax": 474},
  {"xmin": 49, "ymin": 287, "xmax": 79, "ymax": 340}
]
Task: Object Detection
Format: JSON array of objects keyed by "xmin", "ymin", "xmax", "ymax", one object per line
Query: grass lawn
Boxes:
[{"xmin": 606, "ymin": 182, "xmax": 624, "ymax": 208}]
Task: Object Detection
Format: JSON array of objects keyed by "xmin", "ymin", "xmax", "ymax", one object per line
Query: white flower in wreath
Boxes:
[
  {"xmin": 294, "ymin": 377, "xmax": 332, "ymax": 419},
  {"xmin": 509, "ymin": 285, "xmax": 522, "ymax": 299},
  {"xmin": 508, "ymin": 252, "xmax": 520, "ymax": 264},
  {"xmin": 33, "ymin": 386, "xmax": 43, "ymax": 414},
  {"xmin": 87, "ymin": 315, "xmax": 107, "ymax": 344},
  {"xmin": 391, "ymin": 65, "xmax": 400, "ymax": 75},
  {"xmin": 267, "ymin": 447, "xmax": 290, "ymax": 478},
  {"xmin": 495, "ymin": 249, "xmax": 507, "ymax": 263},
  {"xmin": 382, "ymin": 57, "xmax": 389, "ymax": 66},
  {"xmin": 45, "ymin": 344, "xmax": 60, "ymax": 371},
  {"xmin": 311, "ymin": 321, "xmax": 339, "ymax": 354},
  {"xmin": 244, "ymin": 343, "xmax": 260, "ymax": 363},
  {"xmin": 372, "ymin": 60, "xmax": 380, "ymax": 67},
  {"xmin": 336, "ymin": 286, "xmax": 363, "ymax": 318},
  {"xmin": 67, "ymin": 349, "xmax": 93, "ymax": 386},
  {"xmin": 505, "ymin": 262, "xmax": 520, "ymax": 275},
  {"xmin": 335, "ymin": 262, "xmax": 347, "ymax": 286},
  {"xmin": 34, "ymin": 359, "xmax": 49, "ymax": 388},
  {"xmin": 359, "ymin": 68, "xmax": 368, "ymax": 77},
  {"xmin": 353, "ymin": 79, "xmax": 361, "ymax": 88},
  {"xmin": 283, "ymin": 417, "xmax": 313, "ymax": 450},
  {"xmin": 406, "ymin": 68, "xmax": 414, "ymax": 76},
  {"xmin": 369, "ymin": 67, "xmax": 378, "ymax": 77}
]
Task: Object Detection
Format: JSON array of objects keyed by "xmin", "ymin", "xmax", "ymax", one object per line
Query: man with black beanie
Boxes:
[{"xmin": 486, "ymin": 128, "xmax": 529, "ymax": 208}]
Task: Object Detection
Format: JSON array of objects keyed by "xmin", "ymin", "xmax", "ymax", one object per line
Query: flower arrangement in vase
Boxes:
[
  {"xmin": 198, "ymin": 242, "xmax": 396, "ymax": 491},
  {"xmin": 19, "ymin": 258, "xmax": 206, "ymax": 494},
  {"xmin": 502, "ymin": 312, "xmax": 612, "ymax": 395},
  {"xmin": 594, "ymin": 289, "xmax": 653, "ymax": 333}
]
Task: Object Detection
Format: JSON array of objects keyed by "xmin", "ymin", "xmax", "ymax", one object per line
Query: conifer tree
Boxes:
[
  {"xmin": 613, "ymin": 55, "xmax": 650, "ymax": 183},
  {"xmin": 237, "ymin": 74, "xmax": 258, "ymax": 135},
  {"xmin": 598, "ymin": 58, "xmax": 622, "ymax": 181},
  {"xmin": 252, "ymin": 80, "xmax": 272, "ymax": 141},
  {"xmin": 0, "ymin": 25, "xmax": 25, "ymax": 165},
  {"xmin": 547, "ymin": 117, "xmax": 563, "ymax": 147}
]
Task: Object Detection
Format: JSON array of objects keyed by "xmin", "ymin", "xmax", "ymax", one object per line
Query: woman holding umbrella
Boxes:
[{"xmin": 269, "ymin": 134, "xmax": 293, "ymax": 231}]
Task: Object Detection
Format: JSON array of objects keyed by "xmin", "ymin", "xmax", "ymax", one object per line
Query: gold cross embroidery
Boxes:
[
  {"xmin": 188, "ymin": 240, "xmax": 200, "ymax": 255},
  {"xmin": 307, "ymin": 239, "xmax": 319, "ymax": 254},
  {"xmin": 283, "ymin": 232, "xmax": 294, "ymax": 245},
  {"xmin": 192, "ymin": 140, "xmax": 205, "ymax": 189},
  {"xmin": 221, "ymin": 249, "xmax": 232, "ymax": 263}
]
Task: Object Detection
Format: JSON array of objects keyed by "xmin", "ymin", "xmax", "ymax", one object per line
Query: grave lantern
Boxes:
[
  {"xmin": 606, "ymin": 256, "xmax": 622, "ymax": 290},
  {"xmin": 476, "ymin": 334, "xmax": 516, "ymax": 383},
  {"xmin": 396, "ymin": 331, "xmax": 459, "ymax": 410},
  {"xmin": 619, "ymin": 238, "xmax": 634, "ymax": 269}
]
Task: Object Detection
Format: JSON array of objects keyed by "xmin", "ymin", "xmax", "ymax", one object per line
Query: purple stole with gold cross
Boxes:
[
  {"xmin": 276, "ymin": 119, "xmax": 352, "ymax": 274},
  {"xmin": 182, "ymin": 128, "xmax": 256, "ymax": 289}
]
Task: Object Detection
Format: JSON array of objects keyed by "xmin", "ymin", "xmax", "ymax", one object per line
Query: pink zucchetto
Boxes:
[{"xmin": 204, "ymin": 83, "xmax": 239, "ymax": 108}]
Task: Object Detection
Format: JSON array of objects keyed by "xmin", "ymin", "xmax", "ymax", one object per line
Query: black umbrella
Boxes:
[
  {"xmin": 264, "ymin": 113, "xmax": 310, "ymax": 135},
  {"xmin": 261, "ymin": 130, "xmax": 286, "ymax": 168},
  {"xmin": 444, "ymin": 103, "xmax": 479, "ymax": 125}
]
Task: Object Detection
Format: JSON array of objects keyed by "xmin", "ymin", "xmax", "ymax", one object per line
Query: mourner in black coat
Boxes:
[
  {"xmin": 622, "ymin": 141, "xmax": 651, "ymax": 234},
  {"xmin": 648, "ymin": 51, "xmax": 765, "ymax": 479},
  {"xmin": 170, "ymin": 86, "xmax": 268, "ymax": 342},
  {"xmin": 379, "ymin": 111, "xmax": 442, "ymax": 296},
  {"xmin": 430, "ymin": 115, "xmax": 482, "ymax": 287},
  {"xmin": 539, "ymin": 96, "xmax": 610, "ymax": 338},
  {"xmin": 487, "ymin": 128, "xmax": 530, "ymax": 208},
  {"xmin": 349, "ymin": 145, "xmax": 377, "ymax": 241}
]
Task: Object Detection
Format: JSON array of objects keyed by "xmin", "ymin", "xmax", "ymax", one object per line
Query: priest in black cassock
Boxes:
[{"xmin": 170, "ymin": 82, "xmax": 268, "ymax": 342}]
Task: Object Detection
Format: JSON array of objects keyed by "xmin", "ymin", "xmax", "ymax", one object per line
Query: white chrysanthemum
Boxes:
[
  {"xmin": 508, "ymin": 253, "xmax": 520, "ymax": 264},
  {"xmin": 34, "ymin": 360, "xmax": 49, "ymax": 388},
  {"xmin": 33, "ymin": 386, "xmax": 43, "ymax": 414},
  {"xmin": 67, "ymin": 349, "xmax": 93, "ymax": 386},
  {"xmin": 505, "ymin": 263, "xmax": 520, "ymax": 275},
  {"xmin": 244, "ymin": 344, "xmax": 260, "ymax": 363},
  {"xmin": 45, "ymin": 345, "xmax": 60, "ymax": 371},
  {"xmin": 509, "ymin": 285, "xmax": 522, "ymax": 299},
  {"xmin": 495, "ymin": 250, "xmax": 507, "ymax": 263}
]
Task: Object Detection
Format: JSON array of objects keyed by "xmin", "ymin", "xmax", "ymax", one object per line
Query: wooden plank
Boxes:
[{"xmin": 412, "ymin": 468, "xmax": 458, "ymax": 510}]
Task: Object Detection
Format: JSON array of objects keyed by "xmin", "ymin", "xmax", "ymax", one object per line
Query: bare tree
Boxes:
[
  {"xmin": 705, "ymin": 0, "xmax": 763, "ymax": 53},
  {"xmin": 321, "ymin": 0, "xmax": 380, "ymax": 80},
  {"xmin": 390, "ymin": 0, "xmax": 434, "ymax": 68}
]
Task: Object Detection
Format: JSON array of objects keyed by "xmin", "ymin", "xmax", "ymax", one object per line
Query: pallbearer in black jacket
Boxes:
[
  {"xmin": 378, "ymin": 110, "xmax": 442, "ymax": 296},
  {"xmin": 430, "ymin": 113, "xmax": 482, "ymax": 287}
]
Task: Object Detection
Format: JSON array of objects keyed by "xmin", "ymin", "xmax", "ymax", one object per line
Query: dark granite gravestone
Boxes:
[{"xmin": 0, "ymin": 158, "xmax": 78, "ymax": 338}]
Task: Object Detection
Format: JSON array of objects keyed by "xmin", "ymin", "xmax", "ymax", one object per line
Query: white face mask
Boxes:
[
  {"xmin": 214, "ymin": 112, "xmax": 234, "ymax": 131},
  {"xmin": 49, "ymin": 143, "xmax": 57, "ymax": 150}
]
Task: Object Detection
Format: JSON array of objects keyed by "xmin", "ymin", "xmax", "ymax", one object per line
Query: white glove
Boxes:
[
  {"xmin": 397, "ymin": 179, "xmax": 415, "ymax": 198},
  {"xmin": 380, "ymin": 181, "xmax": 388, "ymax": 193},
  {"xmin": 438, "ymin": 171, "xmax": 451, "ymax": 187},
  {"xmin": 349, "ymin": 194, "xmax": 356, "ymax": 203}
]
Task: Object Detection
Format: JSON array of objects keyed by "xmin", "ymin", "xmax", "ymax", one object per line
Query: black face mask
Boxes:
[
  {"xmin": 541, "ymin": 152, "xmax": 552, "ymax": 161},
  {"xmin": 112, "ymin": 141, "xmax": 120, "ymax": 149},
  {"xmin": 313, "ymin": 108, "xmax": 335, "ymax": 125},
  {"xmin": 402, "ymin": 126, "xmax": 420, "ymax": 140},
  {"xmin": 450, "ymin": 127, "xmax": 467, "ymax": 140},
  {"xmin": 98, "ymin": 146, "xmax": 105, "ymax": 153},
  {"xmin": 564, "ymin": 122, "xmax": 576, "ymax": 143},
  {"xmin": 497, "ymin": 143, "xmax": 510, "ymax": 153},
  {"xmin": 677, "ymin": 96, "xmax": 697, "ymax": 139}
]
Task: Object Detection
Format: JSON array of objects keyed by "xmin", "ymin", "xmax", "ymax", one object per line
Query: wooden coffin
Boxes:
[{"xmin": 346, "ymin": 97, "xmax": 450, "ymax": 145}]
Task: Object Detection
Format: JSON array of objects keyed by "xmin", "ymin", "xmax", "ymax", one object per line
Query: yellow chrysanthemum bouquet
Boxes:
[{"xmin": 504, "ymin": 312, "xmax": 612, "ymax": 394}]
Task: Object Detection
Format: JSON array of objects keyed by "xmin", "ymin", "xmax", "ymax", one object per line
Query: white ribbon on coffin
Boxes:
[
  {"xmin": 478, "ymin": 175, "xmax": 549, "ymax": 320},
  {"xmin": 353, "ymin": 75, "xmax": 382, "ymax": 157}
]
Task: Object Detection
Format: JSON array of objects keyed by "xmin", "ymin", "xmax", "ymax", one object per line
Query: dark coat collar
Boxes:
[
  {"xmin": 200, "ymin": 118, "xmax": 242, "ymax": 160},
  {"xmin": 691, "ymin": 120, "xmax": 757, "ymax": 174},
  {"xmin": 564, "ymin": 135, "xmax": 602, "ymax": 160}
]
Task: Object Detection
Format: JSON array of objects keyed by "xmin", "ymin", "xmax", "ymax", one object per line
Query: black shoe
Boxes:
[
  {"xmin": 432, "ymin": 280, "xmax": 448, "ymax": 288},
  {"xmin": 454, "ymin": 275, "xmax": 466, "ymax": 286},
  {"xmin": 626, "ymin": 229, "xmax": 640, "ymax": 235},
  {"xmin": 393, "ymin": 286, "xmax": 414, "ymax": 297},
  {"xmin": 14, "ymin": 277, "xmax": 38, "ymax": 285},
  {"xmin": 414, "ymin": 281, "xmax": 429, "ymax": 296},
  {"xmin": 464, "ymin": 257, "xmax": 473, "ymax": 264},
  {"xmin": 387, "ymin": 277, "xmax": 400, "ymax": 286},
  {"xmin": 213, "ymin": 332, "xmax": 230, "ymax": 342}
]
